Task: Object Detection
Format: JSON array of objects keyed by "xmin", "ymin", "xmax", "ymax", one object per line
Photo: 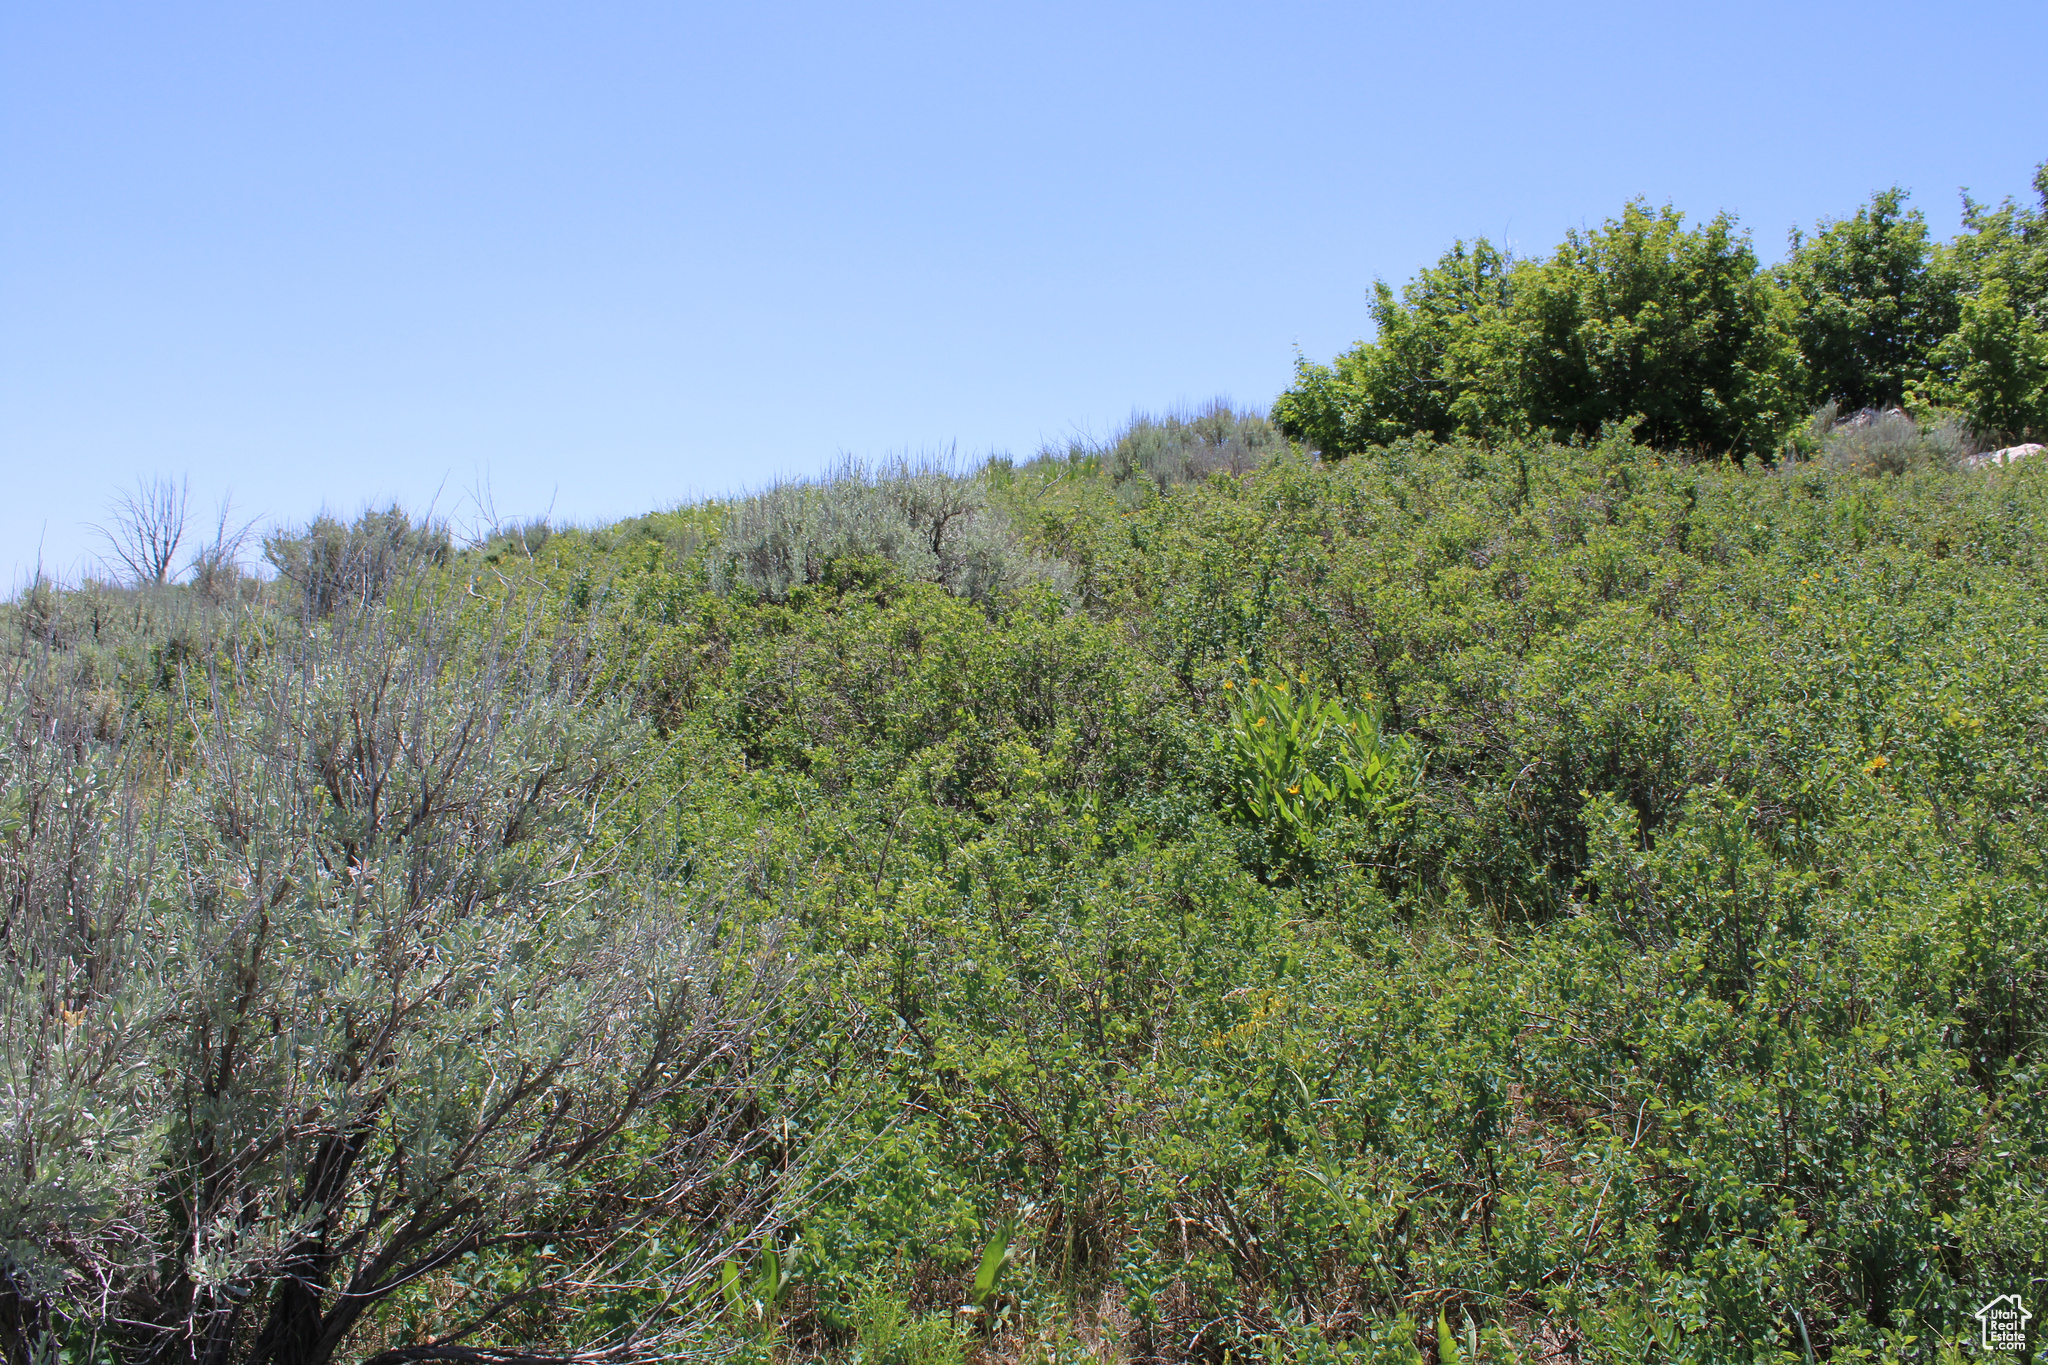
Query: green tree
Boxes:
[
  {"xmin": 1927, "ymin": 160, "xmax": 2048, "ymax": 437},
  {"xmin": 1512, "ymin": 201, "xmax": 1802, "ymax": 458},
  {"xmin": 1272, "ymin": 238, "xmax": 1520, "ymax": 451},
  {"xmin": 1779, "ymin": 187, "xmax": 1959, "ymax": 410},
  {"xmin": 1275, "ymin": 203, "xmax": 1802, "ymax": 460},
  {"xmin": 1931, "ymin": 275, "xmax": 2048, "ymax": 438}
]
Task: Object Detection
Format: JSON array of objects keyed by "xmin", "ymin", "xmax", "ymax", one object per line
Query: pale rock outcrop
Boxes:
[{"xmin": 1964, "ymin": 442, "xmax": 2044, "ymax": 469}]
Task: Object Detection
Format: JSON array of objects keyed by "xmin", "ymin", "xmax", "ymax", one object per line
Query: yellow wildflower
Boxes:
[{"xmin": 1864, "ymin": 754, "xmax": 1889, "ymax": 774}]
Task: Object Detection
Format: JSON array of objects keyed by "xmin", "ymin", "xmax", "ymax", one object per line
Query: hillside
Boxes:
[{"xmin": 6, "ymin": 413, "xmax": 2045, "ymax": 1364}]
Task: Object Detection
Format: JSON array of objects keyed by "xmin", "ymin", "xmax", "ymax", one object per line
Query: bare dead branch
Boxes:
[{"xmin": 89, "ymin": 474, "xmax": 190, "ymax": 585}]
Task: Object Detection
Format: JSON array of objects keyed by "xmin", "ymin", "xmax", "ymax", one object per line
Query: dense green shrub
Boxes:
[{"xmin": 494, "ymin": 434, "xmax": 2047, "ymax": 1362}]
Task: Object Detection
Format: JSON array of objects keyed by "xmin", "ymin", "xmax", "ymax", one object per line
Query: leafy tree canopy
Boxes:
[
  {"xmin": 1779, "ymin": 187, "xmax": 1958, "ymax": 411},
  {"xmin": 1280, "ymin": 159, "xmax": 2048, "ymax": 455},
  {"xmin": 1276, "ymin": 203, "xmax": 1800, "ymax": 461}
]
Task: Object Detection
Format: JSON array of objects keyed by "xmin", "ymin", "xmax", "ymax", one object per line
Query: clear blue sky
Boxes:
[{"xmin": 5, "ymin": 0, "xmax": 2044, "ymax": 583}]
